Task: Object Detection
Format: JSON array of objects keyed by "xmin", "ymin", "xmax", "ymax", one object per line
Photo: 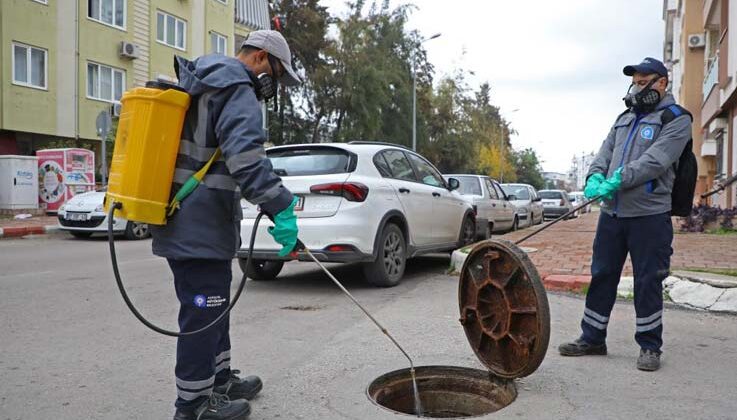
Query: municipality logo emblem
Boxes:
[
  {"xmin": 194, "ymin": 295, "xmax": 207, "ymax": 308},
  {"xmin": 640, "ymin": 126, "xmax": 654, "ymax": 140}
]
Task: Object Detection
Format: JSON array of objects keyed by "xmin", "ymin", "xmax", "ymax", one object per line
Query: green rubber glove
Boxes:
[
  {"xmin": 268, "ymin": 197, "xmax": 300, "ymax": 257},
  {"xmin": 596, "ymin": 167, "xmax": 623, "ymax": 200},
  {"xmin": 584, "ymin": 173, "xmax": 605, "ymax": 199}
]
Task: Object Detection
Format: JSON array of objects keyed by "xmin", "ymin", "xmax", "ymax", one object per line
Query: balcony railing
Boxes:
[{"xmin": 703, "ymin": 56, "xmax": 719, "ymax": 98}]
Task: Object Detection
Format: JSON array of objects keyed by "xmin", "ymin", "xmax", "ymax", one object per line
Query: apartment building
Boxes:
[
  {"xmin": 0, "ymin": 0, "xmax": 269, "ymax": 165},
  {"xmin": 664, "ymin": 0, "xmax": 736, "ymax": 208}
]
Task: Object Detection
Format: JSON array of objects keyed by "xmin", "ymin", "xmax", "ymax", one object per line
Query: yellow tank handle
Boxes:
[{"xmin": 166, "ymin": 148, "xmax": 222, "ymax": 217}]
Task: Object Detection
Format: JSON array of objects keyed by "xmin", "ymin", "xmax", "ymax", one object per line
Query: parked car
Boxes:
[
  {"xmin": 57, "ymin": 189, "xmax": 151, "ymax": 240},
  {"xmin": 538, "ymin": 189, "xmax": 575, "ymax": 220},
  {"xmin": 238, "ymin": 142, "xmax": 475, "ymax": 288},
  {"xmin": 443, "ymin": 174, "xmax": 517, "ymax": 235},
  {"xmin": 568, "ymin": 191, "xmax": 590, "ymax": 215},
  {"xmin": 501, "ymin": 183, "xmax": 544, "ymax": 228}
]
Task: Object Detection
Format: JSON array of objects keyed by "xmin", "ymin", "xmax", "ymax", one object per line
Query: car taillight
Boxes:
[{"xmin": 310, "ymin": 182, "xmax": 369, "ymax": 202}]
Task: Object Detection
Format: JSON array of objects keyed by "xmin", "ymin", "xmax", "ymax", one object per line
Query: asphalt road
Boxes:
[{"xmin": 1, "ymin": 233, "xmax": 736, "ymax": 420}]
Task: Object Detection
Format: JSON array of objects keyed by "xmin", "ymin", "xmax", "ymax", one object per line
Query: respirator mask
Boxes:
[{"xmin": 623, "ymin": 76, "xmax": 662, "ymax": 113}]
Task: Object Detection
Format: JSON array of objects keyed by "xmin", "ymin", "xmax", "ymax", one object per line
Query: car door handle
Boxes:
[
  {"xmin": 399, "ymin": 188, "xmax": 411, "ymax": 194},
  {"xmin": 432, "ymin": 192, "xmax": 441, "ymax": 197}
]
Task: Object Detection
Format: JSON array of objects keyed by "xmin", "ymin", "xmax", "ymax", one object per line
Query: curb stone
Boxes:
[{"xmin": 0, "ymin": 225, "xmax": 61, "ymax": 239}]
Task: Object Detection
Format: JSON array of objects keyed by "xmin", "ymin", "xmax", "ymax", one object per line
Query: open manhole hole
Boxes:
[{"xmin": 368, "ymin": 240, "xmax": 550, "ymax": 418}]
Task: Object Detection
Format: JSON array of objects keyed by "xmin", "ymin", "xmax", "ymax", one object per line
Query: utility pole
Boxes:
[{"xmin": 412, "ymin": 33, "xmax": 441, "ymax": 151}]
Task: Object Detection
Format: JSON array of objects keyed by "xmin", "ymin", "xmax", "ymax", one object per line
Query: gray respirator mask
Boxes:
[{"xmin": 623, "ymin": 76, "xmax": 662, "ymax": 113}]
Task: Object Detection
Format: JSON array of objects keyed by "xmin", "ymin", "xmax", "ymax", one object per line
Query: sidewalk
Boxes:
[
  {"xmin": 499, "ymin": 210, "xmax": 737, "ymax": 278},
  {"xmin": 0, "ymin": 215, "xmax": 60, "ymax": 238}
]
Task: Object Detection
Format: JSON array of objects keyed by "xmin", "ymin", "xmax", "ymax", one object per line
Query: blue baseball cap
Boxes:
[{"xmin": 623, "ymin": 57, "xmax": 668, "ymax": 77}]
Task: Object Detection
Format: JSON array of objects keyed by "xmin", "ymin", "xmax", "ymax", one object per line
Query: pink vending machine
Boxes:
[{"xmin": 36, "ymin": 148, "xmax": 96, "ymax": 213}]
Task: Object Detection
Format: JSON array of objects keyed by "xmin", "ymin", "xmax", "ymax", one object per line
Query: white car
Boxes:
[
  {"xmin": 501, "ymin": 183, "xmax": 544, "ymax": 228},
  {"xmin": 568, "ymin": 191, "xmax": 590, "ymax": 215},
  {"xmin": 237, "ymin": 142, "xmax": 475, "ymax": 287},
  {"xmin": 57, "ymin": 190, "xmax": 151, "ymax": 240},
  {"xmin": 443, "ymin": 174, "xmax": 517, "ymax": 236}
]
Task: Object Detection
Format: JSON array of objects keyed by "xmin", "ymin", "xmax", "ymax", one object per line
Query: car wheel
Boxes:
[
  {"xmin": 70, "ymin": 231, "xmax": 93, "ymax": 239},
  {"xmin": 363, "ymin": 224, "xmax": 406, "ymax": 288},
  {"xmin": 459, "ymin": 216, "xmax": 475, "ymax": 247},
  {"xmin": 124, "ymin": 222, "xmax": 150, "ymax": 240},
  {"xmin": 239, "ymin": 258, "xmax": 284, "ymax": 281}
]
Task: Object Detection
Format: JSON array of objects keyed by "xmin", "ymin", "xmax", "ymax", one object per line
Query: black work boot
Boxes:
[
  {"xmin": 558, "ymin": 338, "xmax": 607, "ymax": 356},
  {"xmin": 214, "ymin": 370, "xmax": 263, "ymax": 401},
  {"xmin": 636, "ymin": 349, "xmax": 661, "ymax": 371},
  {"xmin": 173, "ymin": 393, "xmax": 251, "ymax": 420}
]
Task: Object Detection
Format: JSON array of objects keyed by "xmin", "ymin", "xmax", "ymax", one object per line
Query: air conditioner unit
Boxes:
[
  {"xmin": 688, "ymin": 34, "xmax": 706, "ymax": 49},
  {"xmin": 111, "ymin": 101, "xmax": 122, "ymax": 118},
  {"xmin": 119, "ymin": 41, "xmax": 140, "ymax": 59}
]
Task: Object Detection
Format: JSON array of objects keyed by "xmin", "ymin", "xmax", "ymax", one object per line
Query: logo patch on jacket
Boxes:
[{"xmin": 640, "ymin": 126, "xmax": 654, "ymax": 140}]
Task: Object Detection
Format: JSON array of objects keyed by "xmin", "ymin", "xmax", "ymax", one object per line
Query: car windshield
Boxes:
[
  {"xmin": 450, "ymin": 176, "xmax": 482, "ymax": 196},
  {"xmin": 502, "ymin": 185, "xmax": 530, "ymax": 200},
  {"xmin": 569, "ymin": 194, "xmax": 579, "ymax": 201},
  {"xmin": 539, "ymin": 191, "xmax": 563, "ymax": 199},
  {"xmin": 268, "ymin": 148, "xmax": 351, "ymax": 176}
]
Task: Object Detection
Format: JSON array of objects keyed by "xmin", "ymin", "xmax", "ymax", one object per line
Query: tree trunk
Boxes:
[{"xmin": 311, "ymin": 113, "xmax": 324, "ymax": 144}]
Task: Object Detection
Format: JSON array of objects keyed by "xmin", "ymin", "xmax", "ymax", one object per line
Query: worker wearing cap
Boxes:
[
  {"xmin": 150, "ymin": 30, "xmax": 302, "ymax": 420},
  {"xmin": 558, "ymin": 57, "xmax": 691, "ymax": 372}
]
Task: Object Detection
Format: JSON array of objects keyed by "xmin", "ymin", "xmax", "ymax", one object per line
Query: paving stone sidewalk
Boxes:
[{"xmin": 499, "ymin": 210, "xmax": 737, "ymax": 278}]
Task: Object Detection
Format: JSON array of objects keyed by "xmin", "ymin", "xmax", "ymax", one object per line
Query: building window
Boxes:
[
  {"xmin": 12, "ymin": 42, "xmax": 47, "ymax": 89},
  {"xmin": 214, "ymin": 0, "xmax": 228, "ymax": 4},
  {"xmin": 156, "ymin": 11, "xmax": 186, "ymax": 50},
  {"xmin": 32, "ymin": 0, "xmax": 49, "ymax": 5},
  {"xmin": 716, "ymin": 135, "xmax": 724, "ymax": 176},
  {"xmin": 210, "ymin": 32, "xmax": 227, "ymax": 55},
  {"xmin": 88, "ymin": 0, "xmax": 125, "ymax": 29},
  {"xmin": 87, "ymin": 62, "xmax": 125, "ymax": 102}
]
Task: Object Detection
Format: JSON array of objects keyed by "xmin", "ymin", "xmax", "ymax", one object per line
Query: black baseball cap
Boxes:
[{"xmin": 623, "ymin": 57, "xmax": 668, "ymax": 77}]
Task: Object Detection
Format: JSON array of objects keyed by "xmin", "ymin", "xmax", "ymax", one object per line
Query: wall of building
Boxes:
[{"xmin": 1, "ymin": 0, "xmax": 58, "ymax": 136}]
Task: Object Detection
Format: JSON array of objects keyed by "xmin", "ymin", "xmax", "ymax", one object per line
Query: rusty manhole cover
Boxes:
[{"xmin": 458, "ymin": 239, "xmax": 550, "ymax": 378}]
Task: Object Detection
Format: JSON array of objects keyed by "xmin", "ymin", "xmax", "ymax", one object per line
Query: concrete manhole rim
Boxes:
[{"xmin": 366, "ymin": 365, "xmax": 518, "ymax": 419}]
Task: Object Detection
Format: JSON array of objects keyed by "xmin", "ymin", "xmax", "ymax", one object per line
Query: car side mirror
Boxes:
[
  {"xmin": 534, "ymin": 197, "xmax": 542, "ymax": 202},
  {"xmin": 506, "ymin": 194, "xmax": 517, "ymax": 201},
  {"xmin": 447, "ymin": 178, "xmax": 460, "ymax": 191}
]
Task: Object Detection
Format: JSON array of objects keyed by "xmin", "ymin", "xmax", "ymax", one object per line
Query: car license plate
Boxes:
[
  {"xmin": 66, "ymin": 212, "xmax": 88, "ymax": 221},
  {"xmin": 543, "ymin": 202, "xmax": 553, "ymax": 207},
  {"xmin": 294, "ymin": 196, "xmax": 305, "ymax": 212}
]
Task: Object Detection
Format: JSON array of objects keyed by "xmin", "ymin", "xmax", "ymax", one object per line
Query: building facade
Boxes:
[
  {"xmin": 0, "ymin": 0, "xmax": 269, "ymax": 170},
  {"xmin": 665, "ymin": 0, "xmax": 736, "ymax": 208},
  {"xmin": 569, "ymin": 152, "xmax": 596, "ymax": 191}
]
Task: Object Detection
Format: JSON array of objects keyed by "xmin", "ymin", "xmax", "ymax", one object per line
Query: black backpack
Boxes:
[{"xmin": 660, "ymin": 104, "xmax": 697, "ymax": 217}]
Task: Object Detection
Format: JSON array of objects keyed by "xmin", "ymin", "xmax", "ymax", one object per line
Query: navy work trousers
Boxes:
[
  {"xmin": 580, "ymin": 212, "xmax": 673, "ymax": 352},
  {"xmin": 168, "ymin": 258, "xmax": 233, "ymax": 408}
]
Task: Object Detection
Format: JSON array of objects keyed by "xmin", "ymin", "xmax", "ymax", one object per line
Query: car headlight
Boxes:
[
  {"xmin": 59, "ymin": 204, "xmax": 66, "ymax": 212},
  {"xmin": 95, "ymin": 204, "xmax": 105, "ymax": 212}
]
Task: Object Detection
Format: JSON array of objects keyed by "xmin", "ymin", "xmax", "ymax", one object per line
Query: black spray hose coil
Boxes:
[{"xmin": 107, "ymin": 202, "xmax": 263, "ymax": 337}]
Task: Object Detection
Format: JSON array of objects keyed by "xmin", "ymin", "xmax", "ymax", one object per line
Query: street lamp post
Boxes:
[{"xmin": 412, "ymin": 32, "xmax": 441, "ymax": 151}]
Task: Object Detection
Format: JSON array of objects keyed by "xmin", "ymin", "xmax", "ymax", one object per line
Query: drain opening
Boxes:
[{"xmin": 368, "ymin": 366, "xmax": 517, "ymax": 418}]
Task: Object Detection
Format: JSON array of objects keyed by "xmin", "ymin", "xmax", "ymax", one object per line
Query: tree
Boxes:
[{"xmin": 512, "ymin": 148, "xmax": 545, "ymax": 190}]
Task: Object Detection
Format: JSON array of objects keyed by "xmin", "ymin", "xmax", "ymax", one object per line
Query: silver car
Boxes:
[
  {"xmin": 444, "ymin": 174, "xmax": 517, "ymax": 236},
  {"xmin": 501, "ymin": 183, "xmax": 544, "ymax": 228},
  {"xmin": 538, "ymin": 189, "xmax": 575, "ymax": 220}
]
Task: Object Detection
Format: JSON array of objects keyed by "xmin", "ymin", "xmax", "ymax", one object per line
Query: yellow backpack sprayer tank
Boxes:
[{"xmin": 104, "ymin": 81, "xmax": 191, "ymax": 225}]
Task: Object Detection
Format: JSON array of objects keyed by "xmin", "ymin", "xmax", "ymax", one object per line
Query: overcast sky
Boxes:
[{"xmin": 319, "ymin": 0, "xmax": 665, "ymax": 173}]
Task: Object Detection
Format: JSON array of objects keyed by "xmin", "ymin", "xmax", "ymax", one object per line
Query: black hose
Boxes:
[{"xmin": 107, "ymin": 202, "xmax": 262, "ymax": 337}]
